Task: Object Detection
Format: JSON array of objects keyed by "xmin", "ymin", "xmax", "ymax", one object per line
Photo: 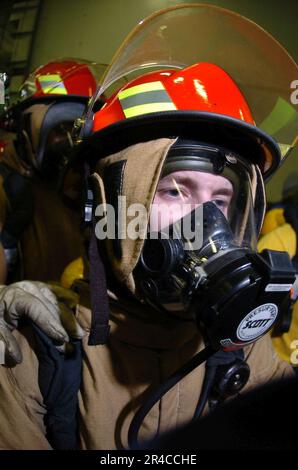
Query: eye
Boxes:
[
  {"xmin": 213, "ymin": 199, "xmax": 225, "ymax": 206},
  {"xmin": 157, "ymin": 185, "xmax": 188, "ymax": 200},
  {"xmin": 213, "ymin": 199, "xmax": 228, "ymax": 210},
  {"xmin": 164, "ymin": 188, "xmax": 181, "ymax": 197}
]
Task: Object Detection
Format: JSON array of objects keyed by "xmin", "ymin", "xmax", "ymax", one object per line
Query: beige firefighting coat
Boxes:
[
  {"xmin": 0, "ymin": 279, "xmax": 292, "ymax": 450},
  {"xmin": 0, "ymin": 139, "xmax": 292, "ymax": 449}
]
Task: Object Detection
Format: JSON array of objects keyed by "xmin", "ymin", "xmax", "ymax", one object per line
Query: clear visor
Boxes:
[
  {"xmin": 88, "ymin": 4, "xmax": 297, "ymax": 160},
  {"xmin": 149, "ymin": 154, "xmax": 257, "ymax": 254},
  {"xmin": 40, "ymin": 121, "xmax": 74, "ymax": 179}
]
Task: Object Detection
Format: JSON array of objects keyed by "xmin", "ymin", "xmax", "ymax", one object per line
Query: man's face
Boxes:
[{"xmin": 150, "ymin": 170, "xmax": 233, "ymax": 231}]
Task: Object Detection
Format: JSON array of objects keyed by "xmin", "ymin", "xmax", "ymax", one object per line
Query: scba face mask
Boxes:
[{"xmin": 135, "ymin": 140, "xmax": 295, "ymax": 351}]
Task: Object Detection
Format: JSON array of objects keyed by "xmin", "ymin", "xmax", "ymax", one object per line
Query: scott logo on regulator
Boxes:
[{"xmin": 243, "ymin": 318, "xmax": 272, "ymax": 329}]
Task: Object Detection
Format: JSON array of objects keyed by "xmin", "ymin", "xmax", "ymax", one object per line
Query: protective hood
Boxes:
[{"xmin": 91, "ymin": 138, "xmax": 265, "ymax": 295}]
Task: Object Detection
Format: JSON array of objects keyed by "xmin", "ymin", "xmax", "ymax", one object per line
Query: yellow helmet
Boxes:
[{"xmin": 60, "ymin": 257, "xmax": 84, "ymax": 289}]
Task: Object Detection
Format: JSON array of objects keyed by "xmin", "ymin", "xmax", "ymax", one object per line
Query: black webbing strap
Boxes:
[
  {"xmin": 87, "ymin": 216, "xmax": 110, "ymax": 345},
  {"xmin": 32, "ymin": 323, "xmax": 82, "ymax": 450},
  {"xmin": 84, "ymin": 162, "xmax": 110, "ymax": 345}
]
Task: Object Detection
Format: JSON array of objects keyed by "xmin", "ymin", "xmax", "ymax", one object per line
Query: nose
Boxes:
[{"xmin": 190, "ymin": 189, "xmax": 213, "ymax": 206}]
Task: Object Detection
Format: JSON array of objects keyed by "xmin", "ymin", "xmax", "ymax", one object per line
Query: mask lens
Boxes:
[
  {"xmin": 150, "ymin": 153, "xmax": 257, "ymax": 252},
  {"xmin": 151, "ymin": 170, "xmax": 233, "ymax": 228},
  {"xmin": 41, "ymin": 121, "xmax": 74, "ymax": 179}
]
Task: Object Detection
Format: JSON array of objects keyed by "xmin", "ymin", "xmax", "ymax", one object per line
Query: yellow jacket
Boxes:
[
  {"xmin": 260, "ymin": 207, "xmax": 285, "ymax": 236},
  {"xmin": 258, "ymin": 223, "xmax": 298, "ymax": 363},
  {"xmin": 60, "ymin": 257, "xmax": 84, "ymax": 289}
]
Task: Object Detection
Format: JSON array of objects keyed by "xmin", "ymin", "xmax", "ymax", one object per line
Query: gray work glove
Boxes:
[{"xmin": 0, "ymin": 281, "xmax": 86, "ymax": 365}]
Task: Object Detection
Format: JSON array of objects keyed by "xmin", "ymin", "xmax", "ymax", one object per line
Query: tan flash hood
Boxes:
[{"xmin": 89, "ymin": 138, "xmax": 265, "ymax": 295}]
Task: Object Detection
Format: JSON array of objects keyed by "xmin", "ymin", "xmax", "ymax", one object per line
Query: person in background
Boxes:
[
  {"xmin": 258, "ymin": 173, "xmax": 298, "ymax": 373},
  {"xmin": 0, "ymin": 142, "xmax": 34, "ymax": 282},
  {"xmin": 0, "ymin": 59, "xmax": 99, "ymax": 282},
  {"xmin": 0, "ymin": 171, "xmax": 8, "ymax": 283},
  {"xmin": 0, "ymin": 74, "xmax": 32, "ymax": 282}
]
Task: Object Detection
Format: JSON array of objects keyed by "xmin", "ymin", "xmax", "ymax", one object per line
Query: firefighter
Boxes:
[{"xmin": 0, "ymin": 4, "xmax": 296, "ymax": 450}]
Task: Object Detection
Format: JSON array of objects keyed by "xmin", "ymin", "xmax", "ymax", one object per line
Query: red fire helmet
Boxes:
[
  {"xmin": 19, "ymin": 58, "xmax": 99, "ymax": 105},
  {"xmin": 1, "ymin": 58, "xmax": 107, "ymax": 133},
  {"xmin": 94, "ymin": 63, "xmax": 255, "ymax": 131},
  {"xmin": 84, "ymin": 62, "xmax": 280, "ymax": 179}
]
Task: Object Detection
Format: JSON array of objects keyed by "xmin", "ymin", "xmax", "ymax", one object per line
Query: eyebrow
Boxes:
[
  {"xmin": 212, "ymin": 187, "xmax": 233, "ymax": 197},
  {"xmin": 159, "ymin": 175, "xmax": 198, "ymax": 187},
  {"xmin": 159, "ymin": 175, "xmax": 233, "ymax": 196}
]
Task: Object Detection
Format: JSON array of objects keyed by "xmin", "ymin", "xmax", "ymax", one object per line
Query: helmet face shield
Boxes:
[
  {"xmin": 106, "ymin": 5, "xmax": 298, "ymax": 158},
  {"xmin": 83, "ymin": 4, "xmax": 297, "ymax": 177},
  {"xmin": 37, "ymin": 101, "xmax": 85, "ymax": 172},
  {"xmin": 41, "ymin": 120, "xmax": 74, "ymax": 180},
  {"xmin": 15, "ymin": 100, "xmax": 85, "ymax": 177}
]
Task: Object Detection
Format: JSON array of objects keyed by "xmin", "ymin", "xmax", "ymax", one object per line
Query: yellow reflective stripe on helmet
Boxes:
[
  {"xmin": 38, "ymin": 74, "xmax": 67, "ymax": 94},
  {"xmin": 119, "ymin": 81, "xmax": 165, "ymax": 100},
  {"xmin": 123, "ymin": 102, "xmax": 177, "ymax": 118},
  {"xmin": 119, "ymin": 81, "xmax": 176, "ymax": 118},
  {"xmin": 121, "ymin": 89, "xmax": 173, "ymax": 109}
]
